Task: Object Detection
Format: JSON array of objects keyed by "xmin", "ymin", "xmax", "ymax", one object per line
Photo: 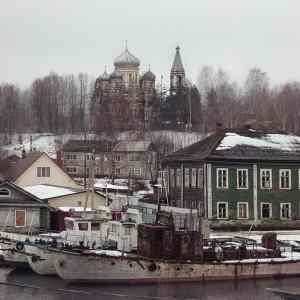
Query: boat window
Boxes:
[
  {"xmin": 78, "ymin": 222, "xmax": 89, "ymax": 231},
  {"xmin": 91, "ymin": 222, "xmax": 100, "ymax": 231},
  {"xmin": 65, "ymin": 220, "xmax": 74, "ymax": 230}
]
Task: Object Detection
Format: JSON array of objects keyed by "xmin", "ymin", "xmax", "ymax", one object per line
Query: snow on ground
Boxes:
[
  {"xmin": 94, "ymin": 178, "xmax": 129, "ymax": 191},
  {"xmin": 24, "ymin": 184, "xmax": 80, "ymax": 200},
  {"xmin": 0, "ymin": 133, "xmax": 92, "ymax": 159},
  {"xmin": 0, "ymin": 131, "xmax": 204, "ymax": 159},
  {"xmin": 217, "ymin": 132, "xmax": 300, "ymax": 151},
  {"xmin": 58, "ymin": 207, "xmax": 92, "ymax": 212}
]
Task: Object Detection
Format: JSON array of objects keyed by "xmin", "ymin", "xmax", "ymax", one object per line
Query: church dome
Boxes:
[
  {"xmin": 114, "ymin": 48, "xmax": 140, "ymax": 68},
  {"xmin": 110, "ymin": 69, "xmax": 123, "ymax": 79},
  {"xmin": 102, "ymin": 70, "xmax": 110, "ymax": 81},
  {"xmin": 142, "ymin": 70, "xmax": 155, "ymax": 81}
]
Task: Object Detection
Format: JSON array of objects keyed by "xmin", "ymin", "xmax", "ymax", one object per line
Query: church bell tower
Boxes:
[{"xmin": 170, "ymin": 46, "xmax": 185, "ymax": 93}]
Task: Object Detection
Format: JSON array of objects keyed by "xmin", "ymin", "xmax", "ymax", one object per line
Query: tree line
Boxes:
[{"xmin": 1, "ymin": 67, "xmax": 300, "ymax": 145}]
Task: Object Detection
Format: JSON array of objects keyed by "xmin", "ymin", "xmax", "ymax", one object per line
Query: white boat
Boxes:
[
  {"xmin": 51, "ymin": 211, "xmax": 300, "ymax": 284},
  {"xmin": 24, "ymin": 210, "xmax": 138, "ymax": 275},
  {"xmin": 53, "ymin": 249, "xmax": 300, "ymax": 283}
]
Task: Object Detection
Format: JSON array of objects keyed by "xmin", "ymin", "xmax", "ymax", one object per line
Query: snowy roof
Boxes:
[
  {"xmin": 24, "ymin": 184, "xmax": 84, "ymax": 200},
  {"xmin": 216, "ymin": 132, "xmax": 300, "ymax": 152},
  {"xmin": 163, "ymin": 128, "xmax": 300, "ymax": 163},
  {"xmin": 113, "ymin": 140, "xmax": 152, "ymax": 152}
]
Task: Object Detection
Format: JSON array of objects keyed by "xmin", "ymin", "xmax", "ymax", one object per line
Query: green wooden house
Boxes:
[{"xmin": 162, "ymin": 128, "xmax": 300, "ymax": 228}]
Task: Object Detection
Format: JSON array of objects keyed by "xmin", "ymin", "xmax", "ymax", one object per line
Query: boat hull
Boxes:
[
  {"xmin": 54, "ymin": 253, "xmax": 300, "ymax": 284},
  {"xmin": 0, "ymin": 242, "xmax": 28, "ymax": 268},
  {"xmin": 25, "ymin": 244, "xmax": 58, "ymax": 275}
]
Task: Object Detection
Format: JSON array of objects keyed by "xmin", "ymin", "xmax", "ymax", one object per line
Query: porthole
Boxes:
[{"xmin": 111, "ymin": 261, "xmax": 115, "ymax": 266}]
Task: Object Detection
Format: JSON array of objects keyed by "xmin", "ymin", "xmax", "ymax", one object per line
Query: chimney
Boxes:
[
  {"xmin": 56, "ymin": 150, "xmax": 63, "ymax": 168},
  {"xmin": 215, "ymin": 122, "xmax": 224, "ymax": 134}
]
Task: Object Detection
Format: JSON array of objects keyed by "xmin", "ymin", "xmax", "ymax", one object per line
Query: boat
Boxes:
[
  {"xmin": 24, "ymin": 207, "xmax": 138, "ymax": 275},
  {"xmin": 53, "ymin": 249, "xmax": 300, "ymax": 284},
  {"xmin": 51, "ymin": 210, "xmax": 300, "ymax": 284}
]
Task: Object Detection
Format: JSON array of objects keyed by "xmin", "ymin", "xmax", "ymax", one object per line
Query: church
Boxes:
[{"xmin": 91, "ymin": 46, "xmax": 201, "ymax": 133}]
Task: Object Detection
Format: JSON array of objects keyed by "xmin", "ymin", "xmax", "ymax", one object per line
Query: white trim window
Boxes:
[
  {"xmin": 280, "ymin": 203, "xmax": 291, "ymax": 219},
  {"xmin": 66, "ymin": 167, "xmax": 77, "ymax": 174},
  {"xmin": 191, "ymin": 168, "xmax": 197, "ymax": 188},
  {"xmin": 170, "ymin": 169, "xmax": 175, "ymax": 188},
  {"xmin": 113, "ymin": 155, "xmax": 121, "ymax": 162},
  {"xmin": 261, "ymin": 202, "xmax": 272, "ymax": 219},
  {"xmin": 237, "ymin": 169, "xmax": 248, "ymax": 189},
  {"xmin": 216, "ymin": 168, "xmax": 228, "ymax": 189},
  {"xmin": 197, "ymin": 168, "xmax": 204, "ymax": 188},
  {"xmin": 15, "ymin": 209, "xmax": 26, "ymax": 227},
  {"xmin": 133, "ymin": 168, "xmax": 142, "ymax": 177},
  {"xmin": 217, "ymin": 202, "xmax": 228, "ymax": 219},
  {"xmin": 260, "ymin": 169, "xmax": 272, "ymax": 189},
  {"xmin": 237, "ymin": 202, "xmax": 249, "ymax": 219},
  {"xmin": 176, "ymin": 168, "xmax": 182, "ymax": 188},
  {"xmin": 184, "ymin": 168, "xmax": 190, "ymax": 188},
  {"xmin": 279, "ymin": 169, "xmax": 291, "ymax": 189},
  {"xmin": 37, "ymin": 167, "xmax": 50, "ymax": 177}
]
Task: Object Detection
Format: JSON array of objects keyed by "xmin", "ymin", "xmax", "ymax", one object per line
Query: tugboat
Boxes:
[{"xmin": 51, "ymin": 210, "xmax": 300, "ymax": 283}]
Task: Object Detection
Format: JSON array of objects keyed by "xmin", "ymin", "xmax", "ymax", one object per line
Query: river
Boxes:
[{"xmin": 0, "ymin": 267, "xmax": 295, "ymax": 300}]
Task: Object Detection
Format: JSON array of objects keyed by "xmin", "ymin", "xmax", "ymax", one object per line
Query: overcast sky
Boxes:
[{"xmin": 1, "ymin": 0, "xmax": 300, "ymax": 88}]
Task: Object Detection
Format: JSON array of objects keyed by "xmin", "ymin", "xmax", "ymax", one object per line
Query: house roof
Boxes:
[
  {"xmin": 162, "ymin": 128, "xmax": 300, "ymax": 164},
  {"xmin": 113, "ymin": 140, "xmax": 152, "ymax": 152},
  {"xmin": 23, "ymin": 184, "xmax": 84, "ymax": 200},
  {"xmin": 0, "ymin": 182, "xmax": 49, "ymax": 207},
  {"xmin": 0, "ymin": 152, "xmax": 43, "ymax": 181},
  {"xmin": 62, "ymin": 140, "xmax": 112, "ymax": 153}
]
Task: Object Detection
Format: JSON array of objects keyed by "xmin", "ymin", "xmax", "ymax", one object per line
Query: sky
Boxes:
[{"xmin": 1, "ymin": 0, "xmax": 300, "ymax": 89}]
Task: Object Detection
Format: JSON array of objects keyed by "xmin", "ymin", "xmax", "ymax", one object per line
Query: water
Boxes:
[{"xmin": 0, "ymin": 268, "xmax": 295, "ymax": 300}]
